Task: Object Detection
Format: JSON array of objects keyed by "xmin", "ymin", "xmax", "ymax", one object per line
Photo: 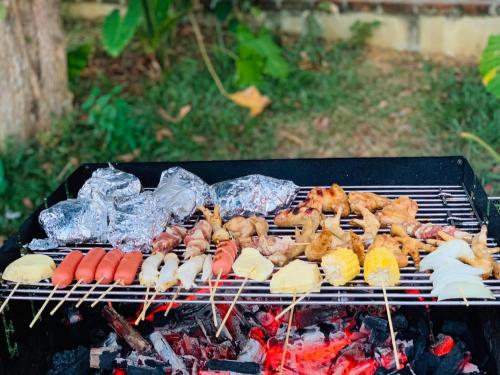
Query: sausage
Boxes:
[
  {"xmin": 52, "ymin": 250, "xmax": 84, "ymax": 288},
  {"xmin": 95, "ymin": 248, "xmax": 124, "ymax": 284},
  {"xmin": 75, "ymin": 247, "xmax": 106, "ymax": 283},
  {"xmin": 114, "ymin": 251, "xmax": 143, "ymax": 285},
  {"xmin": 212, "ymin": 240, "xmax": 238, "ymax": 276}
]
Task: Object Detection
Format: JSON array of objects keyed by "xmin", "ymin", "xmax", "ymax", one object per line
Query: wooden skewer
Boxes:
[
  {"xmin": 209, "ymin": 276, "xmax": 218, "ymax": 327},
  {"xmin": 382, "ymin": 285, "xmax": 400, "ymax": 370},
  {"xmin": 274, "ymin": 280, "xmax": 323, "ymax": 321},
  {"xmin": 215, "ymin": 268, "xmax": 255, "ymax": 338},
  {"xmin": 288, "ymin": 242, "xmax": 311, "ymax": 246},
  {"xmin": 279, "ymin": 293, "xmax": 296, "ymax": 375},
  {"xmin": 164, "ymin": 286, "xmax": 181, "ymax": 317},
  {"xmin": 91, "ymin": 280, "xmax": 120, "ymax": 308},
  {"xmin": 29, "ymin": 284, "xmax": 60, "ymax": 328},
  {"xmin": 0, "ymin": 282, "xmax": 20, "ymax": 314},
  {"xmin": 142, "ymin": 289, "xmax": 160, "ymax": 318},
  {"xmin": 135, "ymin": 285, "xmax": 151, "ymax": 325},
  {"xmin": 50, "ymin": 280, "xmax": 82, "ymax": 315},
  {"xmin": 76, "ymin": 277, "xmax": 104, "ymax": 308},
  {"xmin": 459, "ymin": 287, "xmax": 469, "ymax": 307}
]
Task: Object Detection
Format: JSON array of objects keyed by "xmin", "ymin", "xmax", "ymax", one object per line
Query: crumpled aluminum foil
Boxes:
[
  {"xmin": 210, "ymin": 174, "xmax": 298, "ymax": 219},
  {"xmin": 38, "ymin": 198, "xmax": 108, "ymax": 244},
  {"xmin": 27, "ymin": 238, "xmax": 60, "ymax": 251},
  {"xmin": 154, "ymin": 183, "xmax": 196, "ymax": 223},
  {"xmin": 107, "ymin": 191, "xmax": 170, "ymax": 252},
  {"xmin": 78, "ymin": 164, "xmax": 141, "ymax": 203},
  {"xmin": 158, "ymin": 167, "xmax": 211, "ymax": 207}
]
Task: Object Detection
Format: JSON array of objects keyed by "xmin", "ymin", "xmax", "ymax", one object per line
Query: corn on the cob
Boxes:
[
  {"xmin": 321, "ymin": 248, "xmax": 360, "ymax": 286},
  {"xmin": 363, "ymin": 247, "xmax": 400, "ymax": 287}
]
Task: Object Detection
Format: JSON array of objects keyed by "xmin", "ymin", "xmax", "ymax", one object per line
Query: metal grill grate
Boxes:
[{"xmin": 1, "ymin": 185, "xmax": 499, "ymax": 306}]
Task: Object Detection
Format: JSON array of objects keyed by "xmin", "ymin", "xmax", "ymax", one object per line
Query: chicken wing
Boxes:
[
  {"xmin": 376, "ymin": 196, "xmax": 419, "ymax": 227},
  {"xmin": 198, "ymin": 205, "xmax": 230, "ymax": 243},
  {"xmin": 348, "ymin": 191, "xmax": 391, "ymax": 213},
  {"xmin": 299, "ymin": 184, "xmax": 350, "ymax": 216},
  {"xmin": 390, "ymin": 225, "xmax": 435, "ymax": 267},
  {"xmin": 305, "ymin": 229, "xmax": 334, "ymax": 261},
  {"xmin": 350, "ymin": 206, "xmax": 380, "ymax": 242},
  {"xmin": 249, "ymin": 216, "xmax": 269, "ymax": 237},
  {"xmin": 461, "ymin": 225, "xmax": 498, "ymax": 279},
  {"xmin": 349, "ymin": 231, "xmax": 366, "ymax": 265},
  {"xmin": 224, "ymin": 216, "xmax": 256, "ymax": 239},
  {"xmin": 369, "ymin": 235, "xmax": 408, "ymax": 268},
  {"xmin": 274, "ymin": 206, "xmax": 322, "ymax": 230}
]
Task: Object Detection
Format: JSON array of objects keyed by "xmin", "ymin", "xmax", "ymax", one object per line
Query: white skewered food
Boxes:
[
  {"xmin": 157, "ymin": 253, "xmax": 179, "ymax": 291},
  {"xmin": 139, "ymin": 253, "xmax": 164, "ymax": 287},
  {"xmin": 201, "ymin": 255, "xmax": 213, "ymax": 283},
  {"xmin": 176, "ymin": 255, "xmax": 205, "ymax": 290},
  {"xmin": 232, "ymin": 247, "xmax": 274, "ymax": 282}
]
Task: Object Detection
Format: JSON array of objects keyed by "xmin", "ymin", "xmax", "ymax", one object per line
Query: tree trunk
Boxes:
[{"xmin": 0, "ymin": 0, "xmax": 71, "ymax": 142}]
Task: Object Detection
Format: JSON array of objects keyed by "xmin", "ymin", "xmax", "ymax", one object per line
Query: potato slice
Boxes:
[
  {"xmin": 270, "ymin": 259, "xmax": 322, "ymax": 294},
  {"xmin": 2, "ymin": 254, "xmax": 56, "ymax": 283},
  {"xmin": 233, "ymin": 248, "xmax": 274, "ymax": 282}
]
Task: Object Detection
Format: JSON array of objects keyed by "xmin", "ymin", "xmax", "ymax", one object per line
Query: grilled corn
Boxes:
[
  {"xmin": 321, "ymin": 248, "xmax": 360, "ymax": 286},
  {"xmin": 363, "ymin": 247, "xmax": 400, "ymax": 286}
]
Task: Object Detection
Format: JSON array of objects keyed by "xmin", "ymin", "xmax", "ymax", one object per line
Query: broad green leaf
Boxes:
[
  {"xmin": 154, "ymin": 0, "xmax": 172, "ymax": 25},
  {"xmin": 236, "ymin": 58, "xmax": 263, "ymax": 86},
  {"xmin": 479, "ymin": 35, "xmax": 500, "ymax": 98},
  {"xmin": 264, "ymin": 55, "xmax": 289, "ymax": 79},
  {"xmin": 212, "ymin": 0, "xmax": 232, "ymax": 21},
  {"xmin": 101, "ymin": 0, "xmax": 142, "ymax": 57}
]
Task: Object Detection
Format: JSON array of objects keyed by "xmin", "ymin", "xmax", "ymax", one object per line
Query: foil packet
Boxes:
[
  {"xmin": 158, "ymin": 166, "xmax": 211, "ymax": 207},
  {"xmin": 210, "ymin": 174, "xmax": 298, "ymax": 219},
  {"xmin": 37, "ymin": 198, "xmax": 108, "ymax": 244},
  {"xmin": 107, "ymin": 191, "xmax": 170, "ymax": 252},
  {"xmin": 27, "ymin": 238, "xmax": 60, "ymax": 251},
  {"xmin": 78, "ymin": 164, "xmax": 141, "ymax": 203},
  {"xmin": 154, "ymin": 183, "xmax": 196, "ymax": 223}
]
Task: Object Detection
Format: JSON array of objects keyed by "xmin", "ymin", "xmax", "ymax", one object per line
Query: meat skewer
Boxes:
[
  {"xmin": 198, "ymin": 205, "xmax": 230, "ymax": 243},
  {"xmin": 91, "ymin": 251, "xmax": 143, "ymax": 307},
  {"xmin": 136, "ymin": 253, "xmax": 165, "ymax": 323},
  {"xmin": 348, "ymin": 191, "xmax": 392, "ymax": 213},
  {"xmin": 50, "ymin": 247, "xmax": 106, "ymax": 315},
  {"xmin": 30, "ymin": 250, "xmax": 84, "ymax": 328},
  {"xmin": 224, "ymin": 216, "xmax": 269, "ymax": 241},
  {"xmin": 152, "ymin": 225, "xmax": 187, "ymax": 254},
  {"xmin": 183, "ymin": 220, "xmax": 212, "ymax": 259},
  {"xmin": 76, "ymin": 248, "xmax": 124, "ymax": 307}
]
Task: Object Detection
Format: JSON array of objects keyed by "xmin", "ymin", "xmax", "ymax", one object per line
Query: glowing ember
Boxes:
[{"xmin": 431, "ymin": 334, "xmax": 455, "ymax": 357}]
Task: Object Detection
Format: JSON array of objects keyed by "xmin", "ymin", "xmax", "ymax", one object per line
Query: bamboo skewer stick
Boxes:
[
  {"xmin": 215, "ymin": 268, "xmax": 255, "ymax": 338},
  {"xmin": 29, "ymin": 284, "xmax": 60, "ymax": 328},
  {"xmin": 50, "ymin": 280, "xmax": 82, "ymax": 315},
  {"xmin": 0, "ymin": 282, "xmax": 20, "ymax": 314},
  {"xmin": 274, "ymin": 280, "xmax": 324, "ymax": 321},
  {"xmin": 164, "ymin": 286, "xmax": 181, "ymax": 317},
  {"xmin": 142, "ymin": 289, "xmax": 160, "ymax": 318},
  {"xmin": 135, "ymin": 286, "xmax": 150, "ymax": 325},
  {"xmin": 209, "ymin": 276, "xmax": 218, "ymax": 327},
  {"xmin": 76, "ymin": 277, "xmax": 104, "ymax": 308},
  {"xmin": 91, "ymin": 280, "xmax": 120, "ymax": 308},
  {"xmin": 459, "ymin": 287, "xmax": 469, "ymax": 307},
  {"xmin": 382, "ymin": 285, "xmax": 400, "ymax": 370},
  {"xmin": 279, "ymin": 293, "xmax": 296, "ymax": 375}
]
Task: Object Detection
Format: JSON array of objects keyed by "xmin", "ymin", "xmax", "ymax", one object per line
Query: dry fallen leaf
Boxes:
[
  {"xmin": 41, "ymin": 162, "xmax": 53, "ymax": 174},
  {"xmin": 22, "ymin": 197, "xmax": 33, "ymax": 209},
  {"xmin": 158, "ymin": 105, "xmax": 192, "ymax": 123},
  {"xmin": 117, "ymin": 149, "xmax": 141, "ymax": 162},
  {"xmin": 229, "ymin": 86, "xmax": 271, "ymax": 117},
  {"xmin": 192, "ymin": 135, "xmax": 207, "ymax": 145},
  {"xmin": 155, "ymin": 127, "xmax": 174, "ymax": 142},
  {"xmin": 314, "ymin": 116, "xmax": 331, "ymax": 133}
]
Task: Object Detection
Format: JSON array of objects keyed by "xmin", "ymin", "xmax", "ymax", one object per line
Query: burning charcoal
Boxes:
[
  {"xmin": 374, "ymin": 367, "xmax": 390, "ymax": 375},
  {"xmin": 393, "ymin": 314, "xmax": 408, "ymax": 331},
  {"xmin": 237, "ymin": 338, "xmax": 266, "ymax": 364},
  {"xmin": 431, "ymin": 334, "xmax": 455, "ymax": 357},
  {"xmin": 207, "ymin": 359, "xmax": 260, "ymax": 374},
  {"xmin": 435, "ymin": 341, "xmax": 465, "ymax": 375},
  {"xmin": 300, "ymin": 326, "xmax": 325, "ymax": 344},
  {"xmin": 442, "ymin": 321, "xmax": 474, "ymax": 351},
  {"xmin": 47, "ymin": 346, "xmax": 90, "ymax": 375},
  {"xmin": 362, "ymin": 315, "xmax": 388, "ymax": 332},
  {"xmin": 90, "ymin": 347, "xmax": 119, "ymax": 370},
  {"xmin": 413, "ymin": 351, "xmax": 439, "ymax": 375},
  {"xmin": 149, "ymin": 331, "xmax": 188, "ymax": 375},
  {"xmin": 361, "ymin": 316, "xmax": 389, "ymax": 346}
]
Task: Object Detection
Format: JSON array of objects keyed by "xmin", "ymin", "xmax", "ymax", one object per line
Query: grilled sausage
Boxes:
[
  {"xmin": 95, "ymin": 248, "xmax": 124, "ymax": 284},
  {"xmin": 52, "ymin": 250, "xmax": 84, "ymax": 288},
  {"xmin": 75, "ymin": 247, "xmax": 106, "ymax": 283},
  {"xmin": 212, "ymin": 240, "xmax": 238, "ymax": 276},
  {"xmin": 114, "ymin": 251, "xmax": 143, "ymax": 285}
]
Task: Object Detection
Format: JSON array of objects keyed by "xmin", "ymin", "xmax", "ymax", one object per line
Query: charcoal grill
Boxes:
[{"xmin": 0, "ymin": 157, "xmax": 499, "ymax": 308}]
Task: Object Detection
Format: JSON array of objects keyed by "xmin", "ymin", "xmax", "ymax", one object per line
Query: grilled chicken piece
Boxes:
[
  {"xmin": 348, "ymin": 191, "xmax": 392, "ymax": 213},
  {"xmin": 350, "ymin": 206, "xmax": 380, "ymax": 242},
  {"xmin": 275, "ymin": 206, "xmax": 322, "ymax": 230},
  {"xmin": 350, "ymin": 231, "xmax": 366, "ymax": 266},
  {"xmin": 305, "ymin": 229, "xmax": 334, "ymax": 261},
  {"xmin": 183, "ymin": 220, "xmax": 212, "ymax": 259},
  {"xmin": 369, "ymin": 235, "xmax": 408, "ymax": 268},
  {"xmin": 461, "ymin": 225, "xmax": 499, "ymax": 279},
  {"xmin": 391, "ymin": 224, "xmax": 435, "ymax": 267},
  {"xmin": 224, "ymin": 216, "xmax": 269, "ymax": 240},
  {"xmin": 299, "ymin": 184, "xmax": 350, "ymax": 216},
  {"xmin": 249, "ymin": 216, "xmax": 269, "ymax": 237},
  {"xmin": 198, "ymin": 205, "xmax": 230, "ymax": 244},
  {"xmin": 239, "ymin": 235, "xmax": 294, "ymax": 257},
  {"xmin": 376, "ymin": 196, "xmax": 419, "ymax": 228},
  {"xmin": 152, "ymin": 225, "xmax": 187, "ymax": 254}
]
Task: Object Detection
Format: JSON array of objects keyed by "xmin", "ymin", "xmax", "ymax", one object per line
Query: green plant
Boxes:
[
  {"xmin": 67, "ymin": 43, "xmax": 92, "ymax": 84},
  {"xmin": 479, "ymin": 34, "xmax": 500, "ymax": 98},
  {"xmin": 234, "ymin": 24, "xmax": 289, "ymax": 86},
  {"xmin": 102, "ymin": 0, "xmax": 142, "ymax": 57},
  {"xmin": 349, "ymin": 20, "xmax": 381, "ymax": 47},
  {"xmin": 0, "ymin": 160, "xmax": 6, "ymax": 195}
]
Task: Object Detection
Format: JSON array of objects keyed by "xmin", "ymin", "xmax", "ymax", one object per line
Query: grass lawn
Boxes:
[{"xmin": 0, "ymin": 20, "xmax": 499, "ymax": 241}]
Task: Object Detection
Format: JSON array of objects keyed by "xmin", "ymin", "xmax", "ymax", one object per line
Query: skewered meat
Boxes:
[
  {"xmin": 348, "ymin": 191, "xmax": 392, "ymax": 213},
  {"xmin": 152, "ymin": 225, "xmax": 187, "ymax": 254},
  {"xmin": 391, "ymin": 225, "xmax": 435, "ymax": 267},
  {"xmin": 233, "ymin": 247, "xmax": 274, "ymax": 282},
  {"xmin": 270, "ymin": 259, "xmax": 322, "ymax": 294},
  {"xmin": 95, "ymin": 249, "xmax": 124, "ymax": 284},
  {"xmin": 157, "ymin": 253, "xmax": 179, "ymax": 291},
  {"xmin": 201, "ymin": 254, "xmax": 212, "ymax": 282},
  {"xmin": 224, "ymin": 216, "xmax": 269, "ymax": 240},
  {"xmin": 376, "ymin": 196, "xmax": 418, "ymax": 227},
  {"xmin": 299, "ymin": 184, "xmax": 350, "ymax": 216},
  {"xmin": 250, "ymin": 216, "xmax": 269, "ymax": 237},
  {"xmin": 114, "ymin": 251, "xmax": 143, "ymax": 285},
  {"xmin": 462, "ymin": 225, "xmax": 499, "ymax": 279},
  {"xmin": 52, "ymin": 251, "xmax": 84, "ymax": 288},
  {"xmin": 305, "ymin": 229, "xmax": 334, "ymax": 261},
  {"xmin": 322, "ymin": 248, "xmax": 360, "ymax": 286},
  {"xmin": 369, "ymin": 235, "xmax": 408, "ymax": 268},
  {"xmin": 240, "ymin": 235, "xmax": 295, "ymax": 266},
  {"xmin": 139, "ymin": 253, "xmax": 164, "ymax": 287},
  {"xmin": 350, "ymin": 206, "xmax": 380, "ymax": 242},
  {"xmin": 323, "ymin": 210, "xmax": 350, "ymax": 245},
  {"xmin": 176, "ymin": 255, "xmax": 205, "ymax": 289},
  {"xmin": 274, "ymin": 206, "xmax": 322, "ymax": 231},
  {"xmin": 75, "ymin": 247, "xmax": 106, "ymax": 283},
  {"xmin": 183, "ymin": 220, "xmax": 212, "ymax": 259},
  {"xmin": 364, "ymin": 247, "xmax": 400, "ymax": 287},
  {"xmin": 198, "ymin": 205, "xmax": 230, "ymax": 243},
  {"xmin": 212, "ymin": 240, "xmax": 239, "ymax": 277},
  {"xmin": 350, "ymin": 231, "xmax": 366, "ymax": 265},
  {"xmin": 2, "ymin": 254, "xmax": 56, "ymax": 284},
  {"xmin": 407, "ymin": 222, "xmax": 472, "ymax": 241}
]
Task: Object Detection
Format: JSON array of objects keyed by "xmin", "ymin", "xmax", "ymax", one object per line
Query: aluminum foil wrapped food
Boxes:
[
  {"xmin": 107, "ymin": 191, "xmax": 171, "ymax": 251},
  {"xmin": 158, "ymin": 166, "xmax": 211, "ymax": 206},
  {"xmin": 78, "ymin": 164, "xmax": 141, "ymax": 203},
  {"xmin": 154, "ymin": 183, "xmax": 196, "ymax": 223},
  {"xmin": 37, "ymin": 199, "xmax": 108, "ymax": 245},
  {"xmin": 210, "ymin": 174, "xmax": 298, "ymax": 219}
]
